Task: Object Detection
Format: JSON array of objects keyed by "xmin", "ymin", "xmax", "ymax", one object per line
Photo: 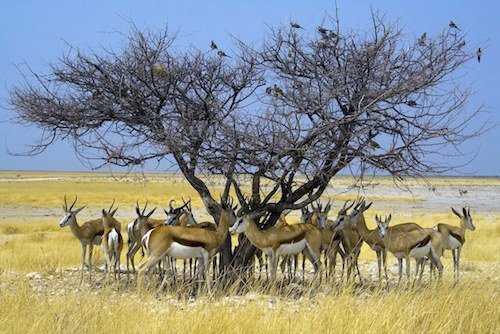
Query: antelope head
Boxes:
[
  {"xmin": 375, "ymin": 214, "xmax": 392, "ymax": 238},
  {"xmin": 165, "ymin": 199, "xmax": 191, "ymax": 226},
  {"xmin": 102, "ymin": 200, "xmax": 119, "ymax": 228},
  {"xmin": 331, "ymin": 199, "xmax": 355, "ymax": 230},
  {"xmin": 451, "ymin": 206, "xmax": 475, "ymax": 231},
  {"xmin": 314, "ymin": 200, "xmax": 331, "ymax": 228},
  {"xmin": 60, "ymin": 195, "xmax": 86, "ymax": 227},
  {"xmin": 300, "ymin": 206, "xmax": 313, "ymax": 224}
]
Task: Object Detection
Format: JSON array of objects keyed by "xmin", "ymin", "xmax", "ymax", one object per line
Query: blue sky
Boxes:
[{"xmin": 1, "ymin": 1, "xmax": 498, "ymax": 175}]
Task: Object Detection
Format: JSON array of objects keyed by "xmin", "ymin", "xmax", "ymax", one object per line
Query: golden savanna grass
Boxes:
[{"xmin": 0, "ymin": 172, "xmax": 499, "ymax": 333}]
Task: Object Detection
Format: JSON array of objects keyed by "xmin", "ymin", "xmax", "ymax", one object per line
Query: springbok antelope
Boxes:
[
  {"xmin": 433, "ymin": 207, "xmax": 475, "ymax": 279},
  {"xmin": 59, "ymin": 196, "xmax": 120, "ymax": 282},
  {"xmin": 165, "ymin": 199, "xmax": 192, "ymax": 226},
  {"xmin": 139, "ymin": 200, "xmax": 237, "ymax": 292},
  {"xmin": 339, "ymin": 200, "xmax": 422, "ymax": 281},
  {"xmin": 376, "ymin": 214, "xmax": 443, "ymax": 283},
  {"xmin": 332, "ymin": 199, "xmax": 363, "ymax": 282},
  {"xmin": 126, "ymin": 201, "xmax": 157, "ymax": 274},
  {"xmin": 305, "ymin": 201, "xmax": 346, "ymax": 279},
  {"xmin": 229, "ymin": 212, "xmax": 322, "ymax": 282},
  {"xmin": 101, "ymin": 207, "xmax": 123, "ymax": 280}
]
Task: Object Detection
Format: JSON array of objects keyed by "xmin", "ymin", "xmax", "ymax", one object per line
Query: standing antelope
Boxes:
[
  {"xmin": 229, "ymin": 212, "xmax": 322, "ymax": 283},
  {"xmin": 139, "ymin": 200, "xmax": 236, "ymax": 292},
  {"xmin": 339, "ymin": 200, "xmax": 422, "ymax": 281},
  {"xmin": 376, "ymin": 214, "xmax": 443, "ymax": 283},
  {"xmin": 126, "ymin": 201, "xmax": 157, "ymax": 274},
  {"xmin": 59, "ymin": 196, "xmax": 120, "ymax": 282},
  {"xmin": 101, "ymin": 207, "xmax": 123, "ymax": 280},
  {"xmin": 305, "ymin": 201, "xmax": 346, "ymax": 280},
  {"xmin": 332, "ymin": 199, "xmax": 363, "ymax": 283},
  {"xmin": 433, "ymin": 207, "xmax": 475, "ymax": 279}
]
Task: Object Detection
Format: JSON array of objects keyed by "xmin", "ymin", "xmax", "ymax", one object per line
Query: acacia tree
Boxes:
[{"xmin": 10, "ymin": 12, "xmax": 481, "ymax": 274}]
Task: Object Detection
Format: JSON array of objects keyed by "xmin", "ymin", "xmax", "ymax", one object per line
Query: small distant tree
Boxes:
[{"xmin": 9, "ymin": 11, "xmax": 483, "ymax": 274}]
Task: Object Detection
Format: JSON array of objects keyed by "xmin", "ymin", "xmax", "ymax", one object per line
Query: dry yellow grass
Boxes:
[{"xmin": 0, "ymin": 172, "xmax": 499, "ymax": 333}]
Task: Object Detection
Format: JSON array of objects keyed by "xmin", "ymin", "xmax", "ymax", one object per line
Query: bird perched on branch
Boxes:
[
  {"xmin": 153, "ymin": 63, "xmax": 167, "ymax": 77},
  {"xmin": 217, "ymin": 50, "xmax": 230, "ymax": 57},
  {"xmin": 290, "ymin": 22, "xmax": 303, "ymax": 29},
  {"xmin": 418, "ymin": 33, "xmax": 427, "ymax": 46},
  {"xmin": 449, "ymin": 21, "xmax": 460, "ymax": 30},
  {"xmin": 210, "ymin": 41, "xmax": 218, "ymax": 50},
  {"xmin": 477, "ymin": 48, "xmax": 482, "ymax": 63},
  {"xmin": 406, "ymin": 100, "xmax": 417, "ymax": 107},
  {"xmin": 318, "ymin": 26, "xmax": 329, "ymax": 35},
  {"xmin": 273, "ymin": 84, "xmax": 283, "ymax": 96}
]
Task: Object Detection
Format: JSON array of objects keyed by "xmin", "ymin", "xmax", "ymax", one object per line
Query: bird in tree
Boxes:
[
  {"xmin": 217, "ymin": 50, "xmax": 230, "ymax": 57},
  {"xmin": 210, "ymin": 41, "xmax": 218, "ymax": 50},
  {"xmin": 265, "ymin": 86, "xmax": 273, "ymax": 95},
  {"xmin": 418, "ymin": 33, "xmax": 427, "ymax": 46},
  {"xmin": 458, "ymin": 41, "xmax": 466, "ymax": 48},
  {"xmin": 477, "ymin": 48, "xmax": 482, "ymax": 63},
  {"xmin": 449, "ymin": 21, "xmax": 460, "ymax": 30},
  {"xmin": 290, "ymin": 22, "xmax": 303, "ymax": 29},
  {"xmin": 153, "ymin": 63, "xmax": 166, "ymax": 76},
  {"xmin": 273, "ymin": 84, "xmax": 283, "ymax": 96},
  {"xmin": 317, "ymin": 26, "xmax": 329, "ymax": 35},
  {"xmin": 406, "ymin": 100, "xmax": 417, "ymax": 107}
]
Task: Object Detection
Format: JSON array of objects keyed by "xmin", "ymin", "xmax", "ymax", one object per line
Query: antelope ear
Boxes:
[
  {"xmin": 451, "ymin": 207, "xmax": 462, "ymax": 218},
  {"xmin": 387, "ymin": 214, "xmax": 392, "ymax": 222},
  {"xmin": 136, "ymin": 207, "xmax": 141, "ymax": 216},
  {"xmin": 111, "ymin": 208, "xmax": 118, "ymax": 216},
  {"xmin": 375, "ymin": 214, "xmax": 379, "ymax": 222},
  {"xmin": 102, "ymin": 209, "xmax": 106, "ymax": 216},
  {"xmin": 364, "ymin": 202, "xmax": 373, "ymax": 211},
  {"xmin": 467, "ymin": 207, "xmax": 471, "ymax": 216},
  {"xmin": 462, "ymin": 207, "xmax": 467, "ymax": 217}
]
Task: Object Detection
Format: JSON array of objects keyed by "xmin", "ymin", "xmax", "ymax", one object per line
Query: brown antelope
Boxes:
[
  {"xmin": 126, "ymin": 201, "xmax": 157, "ymax": 274},
  {"xmin": 229, "ymin": 212, "xmax": 322, "ymax": 282},
  {"xmin": 59, "ymin": 196, "xmax": 121, "ymax": 282},
  {"xmin": 332, "ymin": 199, "xmax": 363, "ymax": 282},
  {"xmin": 376, "ymin": 214, "xmax": 443, "ymax": 283},
  {"xmin": 101, "ymin": 207, "xmax": 123, "ymax": 280},
  {"xmin": 433, "ymin": 207, "xmax": 475, "ymax": 279},
  {"xmin": 305, "ymin": 201, "xmax": 346, "ymax": 280},
  {"xmin": 139, "ymin": 199, "xmax": 237, "ymax": 292},
  {"xmin": 339, "ymin": 200, "xmax": 422, "ymax": 281}
]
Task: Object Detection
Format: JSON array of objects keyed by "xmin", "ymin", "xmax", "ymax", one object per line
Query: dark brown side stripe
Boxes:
[
  {"xmin": 449, "ymin": 232, "xmax": 464, "ymax": 244},
  {"xmin": 277, "ymin": 231, "xmax": 307, "ymax": 247},
  {"xmin": 172, "ymin": 236, "xmax": 207, "ymax": 249},
  {"xmin": 410, "ymin": 235, "xmax": 431, "ymax": 250}
]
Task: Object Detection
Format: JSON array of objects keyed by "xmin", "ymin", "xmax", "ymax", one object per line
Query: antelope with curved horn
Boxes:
[
  {"xmin": 59, "ymin": 196, "xmax": 120, "ymax": 282},
  {"xmin": 331, "ymin": 199, "xmax": 363, "ymax": 282},
  {"xmin": 433, "ymin": 207, "xmax": 475, "ymax": 279},
  {"xmin": 101, "ymin": 204, "xmax": 123, "ymax": 281},
  {"xmin": 126, "ymin": 201, "xmax": 157, "ymax": 274},
  {"xmin": 139, "ymin": 199, "xmax": 237, "ymax": 292},
  {"xmin": 305, "ymin": 200, "xmax": 346, "ymax": 280},
  {"xmin": 336, "ymin": 199, "xmax": 422, "ymax": 281},
  {"xmin": 376, "ymin": 214, "xmax": 443, "ymax": 283},
  {"xmin": 229, "ymin": 210, "xmax": 322, "ymax": 283}
]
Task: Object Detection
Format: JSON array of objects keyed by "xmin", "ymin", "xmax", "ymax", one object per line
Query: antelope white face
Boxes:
[
  {"xmin": 229, "ymin": 216, "xmax": 247, "ymax": 235},
  {"xmin": 331, "ymin": 214, "xmax": 347, "ymax": 230},
  {"xmin": 166, "ymin": 211, "xmax": 181, "ymax": 226},
  {"xmin": 59, "ymin": 211, "xmax": 74, "ymax": 227},
  {"xmin": 375, "ymin": 214, "xmax": 391, "ymax": 238},
  {"xmin": 464, "ymin": 210, "xmax": 475, "ymax": 231}
]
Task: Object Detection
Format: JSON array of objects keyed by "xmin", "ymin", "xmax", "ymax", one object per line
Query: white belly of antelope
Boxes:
[
  {"xmin": 166, "ymin": 242, "xmax": 206, "ymax": 260},
  {"xmin": 448, "ymin": 236, "xmax": 461, "ymax": 250},
  {"xmin": 276, "ymin": 239, "xmax": 307, "ymax": 256},
  {"xmin": 409, "ymin": 243, "xmax": 431, "ymax": 259}
]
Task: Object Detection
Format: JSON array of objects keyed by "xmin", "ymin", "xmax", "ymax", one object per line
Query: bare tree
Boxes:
[{"xmin": 9, "ymin": 12, "xmax": 483, "ymax": 275}]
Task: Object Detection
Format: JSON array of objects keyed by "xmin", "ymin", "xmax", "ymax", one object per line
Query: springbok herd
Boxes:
[{"xmin": 59, "ymin": 195, "xmax": 476, "ymax": 290}]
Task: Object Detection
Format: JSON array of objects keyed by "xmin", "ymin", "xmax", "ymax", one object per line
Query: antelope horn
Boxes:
[
  {"xmin": 108, "ymin": 198, "xmax": 116, "ymax": 212},
  {"xmin": 169, "ymin": 199, "xmax": 175, "ymax": 212},
  {"xmin": 63, "ymin": 195, "xmax": 68, "ymax": 211},
  {"xmin": 142, "ymin": 200, "xmax": 148, "ymax": 216},
  {"xmin": 69, "ymin": 195, "xmax": 78, "ymax": 211}
]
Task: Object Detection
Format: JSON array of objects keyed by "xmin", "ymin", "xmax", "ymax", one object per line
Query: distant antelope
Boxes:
[
  {"xmin": 101, "ymin": 207, "xmax": 123, "ymax": 280},
  {"xmin": 433, "ymin": 207, "xmax": 475, "ymax": 279},
  {"xmin": 376, "ymin": 215, "xmax": 443, "ymax": 283},
  {"xmin": 59, "ymin": 196, "xmax": 120, "ymax": 282}
]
